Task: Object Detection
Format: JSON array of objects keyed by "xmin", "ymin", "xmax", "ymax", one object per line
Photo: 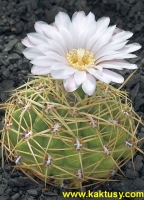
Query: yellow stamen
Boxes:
[
  {"xmin": 77, "ymin": 48, "xmax": 85, "ymax": 65},
  {"xmin": 66, "ymin": 48, "xmax": 96, "ymax": 71}
]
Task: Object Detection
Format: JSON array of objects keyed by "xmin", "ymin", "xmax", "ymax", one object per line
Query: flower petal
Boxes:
[
  {"xmin": 86, "ymin": 28, "xmax": 106, "ymax": 50},
  {"xmin": 83, "ymin": 23, "xmax": 97, "ymax": 48},
  {"xmin": 36, "ymin": 42, "xmax": 65, "ymax": 56},
  {"xmin": 50, "ymin": 30, "xmax": 68, "ymax": 53},
  {"xmin": 64, "ymin": 66, "xmax": 77, "ymax": 76},
  {"xmin": 87, "ymin": 68, "xmax": 111, "ymax": 83},
  {"xmin": 55, "ymin": 12, "xmax": 71, "ymax": 30},
  {"xmin": 97, "ymin": 60, "xmax": 137, "ymax": 70},
  {"xmin": 96, "ymin": 17, "xmax": 110, "ymax": 32},
  {"xmin": 92, "ymin": 25, "xmax": 116, "ymax": 54},
  {"xmin": 34, "ymin": 21, "xmax": 48, "ymax": 35},
  {"xmin": 22, "ymin": 48, "xmax": 43, "ymax": 60},
  {"xmin": 77, "ymin": 13, "xmax": 96, "ymax": 49},
  {"xmin": 27, "ymin": 33, "xmax": 47, "ymax": 45},
  {"xmin": 85, "ymin": 12, "xmax": 95, "ymax": 27},
  {"xmin": 71, "ymin": 11, "xmax": 86, "ymax": 48},
  {"xmin": 58, "ymin": 26, "xmax": 73, "ymax": 50},
  {"xmin": 63, "ymin": 75, "xmax": 79, "ymax": 92},
  {"xmin": 78, "ymin": 28, "xmax": 90, "ymax": 48},
  {"xmin": 21, "ymin": 37, "xmax": 34, "ymax": 47},
  {"xmin": 96, "ymin": 53, "xmax": 137, "ymax": 64},
  {"xmin": 82, "ymin": 74, "xmax": 96, "ymax": 96},
  {"xmin": 112, "ymin": 31, "xmax": 133, "ymax": 42},
  {"xmin": 96, "ymin": 40, "xmax": 128, "ymax": 58},
  {"xmin": 51, "ymin": 67, "xmax": 76, "ymax": 79},
  {"xmin": 51, "ymin": 69, "xmax": 67, "ymax": 79},
  {"xmin": 44, "ymin": 51, "xmax": 68, "ymax": 64},
  {"xmin": 31, "ymin": 65, "xmax": 51, "ymax": 75},
  {"xmin": 102, "ymin": 69, "xmax": 124, "ymax": 83},
  {"xmin": 30, "ymin": 56, "xmax": 56, "ymax": 66},
  {"xmin": 51, "ymin": 63, "xmax": 69, "ymax": 70},
  {"xmin": 118, "ymin": 43, "xmax": 141, "ymax": 54},
  {"xmin": 72, "ymin": 11, "xmax": 86, "ymax": 24},
  {"xmin": 36, "ymin": 44, "xmax": 52, "ymax": 52},
  {"xmin": 74, "ymin": 71, "xmax": 86, "ymax": 85},
  {"xmin": 86, "ymin": 68, "xmax": 102, "ymax": 77},
  {"xmin": 112, "ymin": 27, "xmax": 123, "ymax": 36},
  {"xmin": 96, "ymin": 51, "xmax": 119, "ymax": 61},
  {"xmin": 41, "ymin": 24, "xmax": 56, "ymax": 38},
  {"xmin": 48, "ymin": 39, "xmax": 66, "ymax": 56}
]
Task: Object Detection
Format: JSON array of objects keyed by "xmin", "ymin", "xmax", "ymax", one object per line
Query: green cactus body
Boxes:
[{"xmin": 1, "ymin": 75, "xmax": 142, "ymax": 189}]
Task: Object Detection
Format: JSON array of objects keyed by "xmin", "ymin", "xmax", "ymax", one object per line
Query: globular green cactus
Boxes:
[{"xmin": 1, "ymin": 75, "xmax": 143, "ymax": 189}]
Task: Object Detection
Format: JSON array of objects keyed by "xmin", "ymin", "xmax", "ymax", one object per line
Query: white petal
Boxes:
[
  {"xmin": 97, "ymin": 60, "xmax": 137, "ymax": 69},
  {"xmin": 21, "ymin": 37, "xmax": 34, "ymax": 47},
  {"xmin": 51, "ymin": 63, "xmax": 69, "ymax": 70},
  {"xmin": 34, "ymin": 21, "xmax": 48, "ymax": 35},
  {"xmin": 129, "ymin": 43, "xmax": 142, "ymax": 52},
  {"xmin": 71, "ymin": 11, "xmax": 86, "ymax": 48},
  {"xmin": 102, "ymin": 69, "xmax": 124, "ymax": 83},
  {"xmin": 86, "ymin": 68, "xmax": 103, "ymax": 77},
  {"xmin": 83, "ymin": 23, "xmax": 97, "ymax": 48},
  {"xmin": 99, "ymin": 64, "xmax": 117, "ymax": 70},
  {"xmin": 78, "ymin": 28, "xmax": 90, "ymax": 48},
  {"xmin": 36, "ymin": 42, "xmax": 65, "ymax": 56},
  {"xmin": 92, "ymin": 25, "xmax": 116, "ymax": 54},
  {"xmin": 77, "ymin": 13, "xmax": 96, "ymax": 47},
  {"xmin": 86, "ymin": 68, "xmax": 111, "ymax": 83},
  {"xmin": 85, "ymin": 12, "xmax": 95, "ymax": 27},
  {"xmin": 94, "ymin": 65, "xmax": 103, "ymax": 71},
  {"xmin": 86, "ymin": 28, "xmax": 106, "ymax": 50},
  {"xmin": 36, "ymin": 44, "xmax": 51, "ymax": 52},
  {"xmin": 72, "ymin": 11, "xmax": 86, "ymax": 24},
  {"xmin": 96, "ymin": 17, "xmax": 110, "ymax": 32},
  {"xmin": 51, "ymin": 69, "xmax": 67, "ymax": 79},
  {"xmin": 70, "ymin": 21, "xmax": 79, "ymax": 48},
  {"xmin": 96, "ymin": 51, "xmax": 119, "ymax": 61},
  {"xmin": 31, "ymin": 56, "xmax": 56, "ymax": 66},
  {"xmin": 96, "ymin": 53, "xmax": 137, "ymax": 64},
  {"xmin": 112, "ymin": 27, "xmax": 123, "ymax": 36},
  {"xmin": 41, "ymin": 24, "xmax": 56, "ymax": 38},
  {"xmin": 119, "ymin": 43, "xmax": 141, "ymax": 54},
  {"xmin": 51, "ymin": 67, "xmax": 76, "ymax": 79},
  {"xmin": 95, "ymin": 54, "xmax": 115, "ymax": 63},
  {"xmin": 96, "ymin": 40, "xmax": 128, "ymax": 58},
  {"xmin": 27, "ymin": 33, "xmax": 47, "ymax": 45},
  {"xmin": 120, "ymin": 54, "xmax": 137, "ymax": 58},
  {"xmin": 82, "ymin": 74, "xmax": 96, "ymax": 96},
  {"xmin": 97, "ymin": 63, "xmax": 123, "ymax": 70},
  {"xmin": 22, "ymin": 48, "xmax": 43, "ymax": 60},
  {"xmin": 74, "ymin": 71, "xmax": 86, "ymax": 85},
  {"xmin": 58, "ymin": 26, "xmax": 73, "ymax": 50},
  {"xmin": 50, "ymin": 30, "xmax": 68, "ymax": 53},
  {"xmin": 112, "ymin": 31, "xmax": 133, "ymax": 42},
  {"xmin": 31, "ymin": 65, "xmax": 51, "ymax": 75},
  {"xmin": 48, "ymin": 39, "xmax": 66, "ymax": 56},
  {"xmin": 44, "ymin": 51, "xmax": 67, "ymax": 64},
  {"xmin": 55, "ymin": 12, "xmax": 71, "ymax": 30},
  {"xmin": 63, "ymin": 75, "xmax": 79, "ymax": 92},
  {"xmin": 70, "ymin": 11, "xmax": 93, "ymax": 48},
  {"xmin": 64, "ymin": 67, "xmax": 77, "ymax": 76}
]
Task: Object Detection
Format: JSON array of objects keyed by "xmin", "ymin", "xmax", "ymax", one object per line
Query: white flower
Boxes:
[{"xmin": 22, "ymin": 11, "xmax": 141, "ymax": 95}]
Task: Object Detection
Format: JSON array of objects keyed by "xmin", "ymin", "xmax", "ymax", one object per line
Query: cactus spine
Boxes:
[{"xmin": 1, "ymin": 75, "xmax": 143, "ymax": 189}]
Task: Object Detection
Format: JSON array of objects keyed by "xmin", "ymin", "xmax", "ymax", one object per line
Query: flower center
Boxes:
[{"xmin": 66, "ymin": 48, "xmax": 96, "ymax": 70}]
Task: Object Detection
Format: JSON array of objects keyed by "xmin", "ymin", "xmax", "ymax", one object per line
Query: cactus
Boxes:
[{"xmin": 1, "ymin": 75, "xmax": 143, "ymax": 189}]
